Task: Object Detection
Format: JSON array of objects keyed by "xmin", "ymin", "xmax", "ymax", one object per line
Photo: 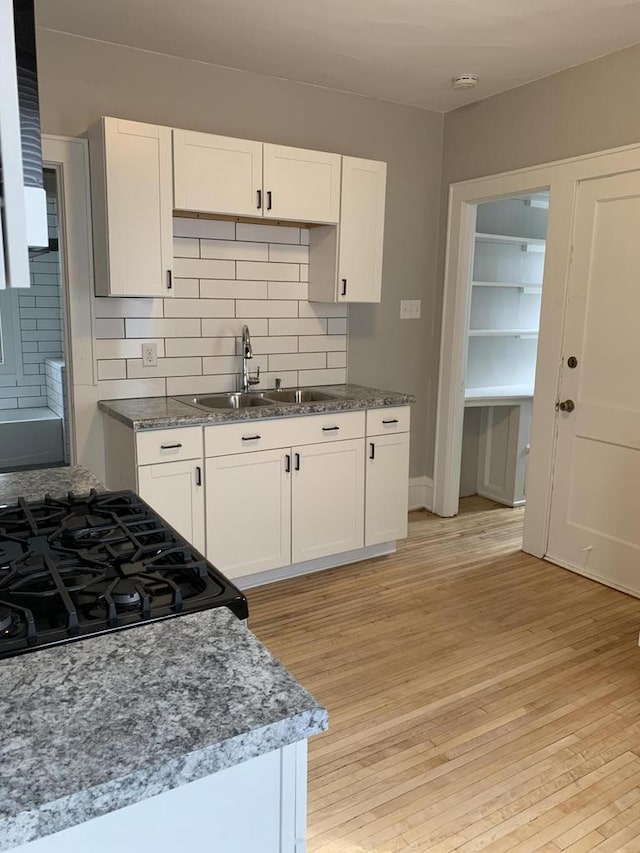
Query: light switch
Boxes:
[{"xmin": 400, "ymin": 300, "xmax": 421, "ymax": 320}]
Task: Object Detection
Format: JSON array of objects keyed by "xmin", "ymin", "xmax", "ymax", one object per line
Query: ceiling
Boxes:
[{"xmin": 36, "ymin": 0, "xmax": 640, "ymax": 112}]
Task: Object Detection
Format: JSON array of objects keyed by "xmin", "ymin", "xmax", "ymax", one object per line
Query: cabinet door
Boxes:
[
  {"xmin": 173, "ymin": 130, "xmax": 263, "ymax": 217},
  {"xmin": 206, "ymin": 450, "xmax": 291, "ymax": 579},
  {"xmin": 365, "ymin": 432, "xmax": 410, "ymax": 546},
  {"xmin": 338, "ymin": 157, "xmax": 386, "ymax": 303},
  {"xmin": 97, "ymin": 118, "xmax": 174, "ymax": 297},
  {"xmin": 263, "ymin": 143, "xmax": 341, "ymax": 224},
  {"xmin": 137, "ymin": 460, "xmax": 205, "ymax": 552},
  {"xmin": 292, "ymin": 439, "xmax": 364, "ymax": 564}
]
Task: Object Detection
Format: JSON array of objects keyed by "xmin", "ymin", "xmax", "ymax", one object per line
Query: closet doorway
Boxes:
[{"xmin": 460, "ymin": 192, "xmax": 549, "ymax": 511}]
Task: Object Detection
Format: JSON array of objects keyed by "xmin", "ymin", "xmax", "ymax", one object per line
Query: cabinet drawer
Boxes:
[
  {"xmin": 366, "ymin": 406, "xmax": 410, "ymax": 437},
  {"xmin": 205, "ymin": 411, "xmax": 365, "ymax": 457},
  {"xmin": 136, "ymin": 427, "xmax": 203, "ymax": 465}
]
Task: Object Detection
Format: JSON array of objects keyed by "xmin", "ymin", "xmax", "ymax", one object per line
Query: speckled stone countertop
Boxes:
[
  {"xmin": 0, "ymin": 608, "xmax": 327, "ymax": 850},
  {"xmin": 98, "ymin": 383, "xmax": 414, "ymax": 430},
  {"xmin": 0, "ymin": 465, "xmax": 104, "ymax": 504}
]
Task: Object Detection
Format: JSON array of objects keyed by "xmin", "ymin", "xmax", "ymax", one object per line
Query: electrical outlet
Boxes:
[
  {"xmin": 400, "ymin": 300, "xmax": 421, "ymax": 320},
  {"xmin": 142, "ymin": 343, "xmax": 158, "ymax": 367}
]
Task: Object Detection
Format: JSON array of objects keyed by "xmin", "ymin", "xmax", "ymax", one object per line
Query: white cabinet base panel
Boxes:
[
  {"xmin": 234, "ymin": 541, "xmax": 396, "ymax": 590},
  {"xmin": 11, "ymin": 742, "xmax": 307, "ymax": 853}
]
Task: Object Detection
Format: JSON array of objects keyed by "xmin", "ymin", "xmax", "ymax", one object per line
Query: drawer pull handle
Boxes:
[
  {"xmin": 322, "ymin": 426, "xmax": 340, "ymax": 432},
  {"xmin": 285, "ymin": 454, "xmax": 291, "ymax": 473},
  {"xmin": 195, "ymin": 466, "xmax": 202, "ymax": 486},
  {"xmin": 382, "ymin": 419, "xmax": 399, "ymax": 425},
  {"xmin": 370, "ymin": 442, "xmax": 375, "ymax": 460},
  {"xmin": 294, "ymin": 453, "xmax": 300, "ymax": 471},
  {"xmin": 257, "ymin": 189, "xmax": 262, "ymax": 210},
  {"xmin": 160, "ymin": 442, "xmax": 182, "ymax": 449},
  {"xmin": 241, "ymin": 435, "xmax": 261, "ymax": 441},
  {"xmin": 341, "ymin": 278, "xmax": 347, "ymax": 297},
  {"xmin": 267, "ymin": 190, "xmax": 272, "ymax": 211},
  {"xmin": 166, "ymin": 270, "xmax": 173, "ymax": 290}
]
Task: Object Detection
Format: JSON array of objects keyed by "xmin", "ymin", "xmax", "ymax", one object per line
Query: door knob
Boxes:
[{"xmin": 556, "ymin": 399, "xmax": 575, "ymax": 413}]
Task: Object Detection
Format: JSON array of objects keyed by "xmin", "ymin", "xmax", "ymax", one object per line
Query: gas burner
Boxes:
[
  {"xmin": 0, "ymin": 605, "xmax": 13, "ymax": 633},
  {"xmin": 0, "ymin": 489, "xmax": 248, "ymax": 658}
]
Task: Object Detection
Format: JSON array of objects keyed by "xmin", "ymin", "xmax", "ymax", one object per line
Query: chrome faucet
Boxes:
[{"xmin": 241, "ymin": 325, "xmax": 260, "ymax": 392}]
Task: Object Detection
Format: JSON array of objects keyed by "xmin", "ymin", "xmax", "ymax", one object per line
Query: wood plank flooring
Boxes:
[{"xmin": 248, "ymin": 498, "xmax": 640, "ymax": 852}]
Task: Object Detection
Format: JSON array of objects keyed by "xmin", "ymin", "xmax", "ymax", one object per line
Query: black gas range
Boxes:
[{"xmin": 0, "ymin": 489, "xmax": 248, "ymax": 659}]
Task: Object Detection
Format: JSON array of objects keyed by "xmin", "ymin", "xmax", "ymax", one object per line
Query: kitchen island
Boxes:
[{"xmin": 0, "ymin": 466, "xmax": 328, "ymax": 852}]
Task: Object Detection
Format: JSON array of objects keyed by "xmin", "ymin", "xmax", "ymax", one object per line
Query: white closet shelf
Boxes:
[
  {"xmin": 472, "ymin": 281, "xmax": 542, "ymax": 293},
  {"xmin": 465, "ymin": 385, "xmax": 534, "ymax": 406},
  {"xmin": 468, "ymin": 329, "xmax": 539, "ymax": 338},
  {"xmin": 475, "ymin": 232, "xmax": 546, "ymax": 252}
]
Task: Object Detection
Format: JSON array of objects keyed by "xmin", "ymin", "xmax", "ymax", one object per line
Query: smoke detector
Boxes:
[{"xmin": 452, "ymin": 74, "xmax": 479, "ymax": 90}]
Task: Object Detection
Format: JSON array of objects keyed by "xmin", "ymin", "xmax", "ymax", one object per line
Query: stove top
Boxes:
[{"xmin": 0, "ymin": 490, "xmax": 248, "ymax": 658}]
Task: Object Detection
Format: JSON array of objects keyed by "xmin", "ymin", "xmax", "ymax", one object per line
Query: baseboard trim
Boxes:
[
  {"xmin": 409, "ymin": 476, "xmax": 434, "ymax": 511},
  {"xmin": 545, "ymin": 554, "xmax": 640, "ymax": 600},
  {"xmin": 235, "ymin": 541, "xmax": 397, "ymax": 590}
]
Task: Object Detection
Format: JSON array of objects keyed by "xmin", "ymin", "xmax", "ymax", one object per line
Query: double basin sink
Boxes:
[{"xmin": 175, "ymin": 388, "xmax": 341, "ymax": 412}]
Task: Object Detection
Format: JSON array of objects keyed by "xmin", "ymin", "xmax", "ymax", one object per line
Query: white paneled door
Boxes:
[{"xmin": 546, "ymin": 171, "xmax": 640, "ymax": 596}]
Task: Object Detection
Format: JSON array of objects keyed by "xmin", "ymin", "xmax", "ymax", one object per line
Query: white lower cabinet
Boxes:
[
  {"xmin": 206, "ymin": 449, "xmax": 291, "ymax": 577},
  {"xmin": 137, "ymin": 459, "xmax": 205, "ymax": 553},
  {"xmin": 292, "ymin": 439, "xmax": 364, "ymax": 564},
  {"xmin": 365, "ymin": 432, "xmax": 410, "ymax": 546}
]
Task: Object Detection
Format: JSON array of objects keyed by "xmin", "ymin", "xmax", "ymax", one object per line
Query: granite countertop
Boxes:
[
  {"xmin": 98, "ymin": 383, "xmax": 415, "ymax": 430},
  {"xmin": 0, "ymin": 465, "xmax": 105, "ymax": 504},
  {"xmin": 0, "ymin": 608, "xmax": 327, "ymax": 850}
]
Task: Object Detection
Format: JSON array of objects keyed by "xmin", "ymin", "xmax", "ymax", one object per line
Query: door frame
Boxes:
[
  {"xmin": 433, "ymin": 141, "xmax": 640, "ymax": 558},
  {"xmin": 41, "ymin": 135, "xmax": 104, "ymax": 481}
]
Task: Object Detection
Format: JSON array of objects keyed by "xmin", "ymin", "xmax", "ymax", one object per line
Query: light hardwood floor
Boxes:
[{"xmin": 249, "ymin": 498, "xmax": 640, "ymax": 852}]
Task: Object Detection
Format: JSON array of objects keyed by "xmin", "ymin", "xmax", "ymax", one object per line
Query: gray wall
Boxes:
[
  {"xmin": 35, "ymin": 28, "xmax": 444, "ymax": 479},
  {"xmin": 443, "ymin": 43, "xmax": 640, "ymax": 186}
]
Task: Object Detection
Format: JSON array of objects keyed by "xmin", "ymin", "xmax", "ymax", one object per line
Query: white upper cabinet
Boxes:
[
  {"xmin": 173, "ymin": 131, "xmax": 263, "ymax": 217},
  {"xmin": 90, "ymin": 118, "xmax": 174, "ymax": 298},
  {"xmin": 263, "ymin": 143, "xmax": 341, "ymax": 224},
  {"xmin": 338, "ymin": 157, "xmax": 387, "ymax": 303},
  {"xmin": 308, "ymin": 156, "xmax": 387, "ymax": 303}
]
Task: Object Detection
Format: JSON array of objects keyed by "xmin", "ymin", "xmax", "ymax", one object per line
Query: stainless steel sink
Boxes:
[
  {"xmin": 175, "ymin": 392, "xmax": 275, "ymax": 411},
  {"xmin": 264, "ymin": 388, "xmax": 340, "ymax": 404}
]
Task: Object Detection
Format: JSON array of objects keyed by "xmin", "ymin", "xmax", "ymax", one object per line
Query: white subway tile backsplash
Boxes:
[
  {"xmin": 267, "ymin": 281, "xmax": 309, "ymax": 300},
  {"xmin": 201, "ymin": 318, "xmax": 268, "ymax": 338},
  {"xmin": 328, "ymin": 318, "xmax": 348, "ymax": 335},
  {"xmin": 127, "ymin": 357, "xmax": 203, "ymax": 379},
  {"xmin": 269, "ymin": 318, "xmax": 327, "ymax": 336},
  {"xmin": 299, "ymin": 301, "xmax": 348, "ymax": 318},
  {"xmin": 251, "ymin": 336, "xmax": 298, "ymax": 355},
  {"xmin": 95, "ymin": 297, "xmax": 164, "ymax": 318},
  {"xmin": 95, "ymin": 338, "xmax": 166, "ymax": 359},
  {"xmin": 200, "ymin": 280, "xmax": 268, "ymax": 300},
  {"xmin": 97, "ymin": 360, "xmax": 127, "ymax": 380},
  {"xmin": 268, "ymin": 244, "xmax": 309, "ymax": 263},
  {"xmin": 327, "ymin": 351, "xmax": 347, "ymax": 369},
  {"xmin": 164, "ymin": 298, "xmax": 234, "ymax": 318},
  {"xmin": 298, "ymin": 368, "xmax": 347, "ymax": 387},
  {"xmin": 95, "ymin": 219, "xmax": 347, "ymax": 401},
  {"xmin": 164, "ymin": 338, "xmax": 237, "ymax": 358},
  {"xmin": 172, "ymin": 278, "xmax": 200, "ymax": 298},
  {"xmin": 236, "ymin": 261, "xmax": 299, "ymax": 282},
  {"xmin": 98, "ymin": 378, "xmax": 167, "ymax": 399},
  {"xmin": 173, "ymin": 218, "xmax": 235, "ymax": 240},
  {"xmin": 173, "ymin": 237, "xmax": 199, "ymax": 258},
  {"xmin": 299, "ymin": 335, "xmax": 347, "ymax": 352},
  {"xmin": 236, "ymin": 300, "xmax": 298, "ymax": 318},
  {"xmin": 236, "ymin": 223, "xmax": 300, "ymax": 244},
  {"xmin": 201, "ymin": 240, "xmax": 268, "ymax": 262},
  {"xmin": 166, "ymin": 374, "xmax": 235, "ymax": 396},
  {"xmin": 95, "ymin": 318, "xmax": 124, "ymax": 339},
  {"xmin": 125, "ymin": 318, "xmax": 201, "ymax": 338},
  {"xmin": 269, "ymin": 352, "xmax": 326, "ymax": 371},
  {"xmin": 173, "ymin": 258, "xmax": 236, "ymax": 280}
]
